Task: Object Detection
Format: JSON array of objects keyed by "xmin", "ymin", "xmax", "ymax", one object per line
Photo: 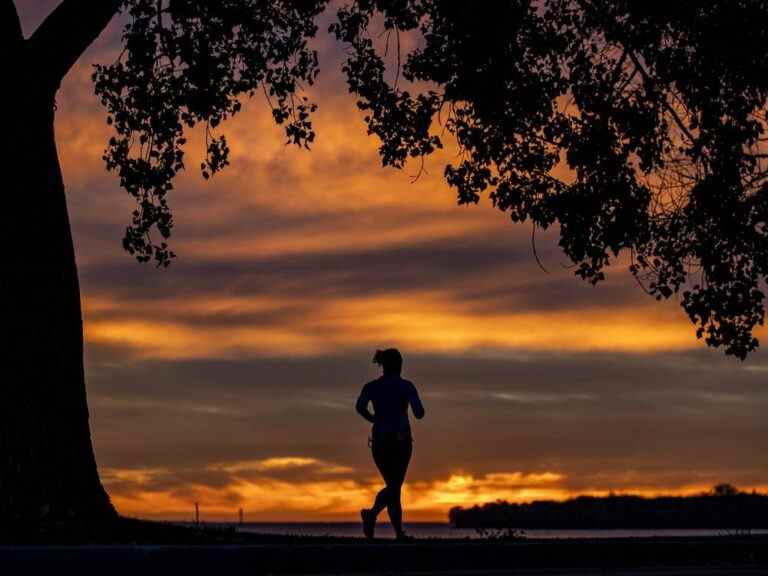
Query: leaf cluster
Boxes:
[{"xmin": 93, "ymin": 0, "xmax": 326, "ymax": 266}]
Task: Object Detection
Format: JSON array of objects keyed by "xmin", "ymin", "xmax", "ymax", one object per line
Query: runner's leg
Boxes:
[
  {"xmin": 371, "ymin": 487, "xmax": 388, "ymax": 516},
  {"xmin": 386, "ymin": 439, "xmax": 412, "ymax": 536},
  {"xmin": 371, "ymin": 438, "xmax": 392, "ymax": 518}
]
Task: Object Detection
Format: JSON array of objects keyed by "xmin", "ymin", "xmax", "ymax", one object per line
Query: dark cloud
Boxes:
[
  {"xmin": 88, "ymin": 348, "xmax": 768, "ymax": 492},
  {"xmin": 77, "ymin": 226, "xmax": 650, "ymax": 334}
]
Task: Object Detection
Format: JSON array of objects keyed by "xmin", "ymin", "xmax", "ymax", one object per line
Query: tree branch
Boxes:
[
  {"xmin": 573, "ymin": 0, "xmax": 697, "ymax": 146},
  {"xmin": 626, "ymin": 51, "xmax": 697, "ymax": 146},
  {"xmin": 28, "ymin": 0, "xmax": 121, "ymax": 93},
  {"xmin": 1, "ymin": 0, "xmax": 23, "ymax": 58}
]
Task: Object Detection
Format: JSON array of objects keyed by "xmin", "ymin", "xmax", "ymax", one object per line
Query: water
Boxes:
[{"xmin": 230, "ymin": 522, "xmax": 768, "ymax": 540}]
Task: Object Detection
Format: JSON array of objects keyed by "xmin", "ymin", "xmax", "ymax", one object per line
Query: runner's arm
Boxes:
[
  {"xmin": 408, "ymin": 382, "xmax": 425, "ymax": 419},
  {"xmin": 356, "ymin": 384, "xmax": 375, "ymax": 423}
]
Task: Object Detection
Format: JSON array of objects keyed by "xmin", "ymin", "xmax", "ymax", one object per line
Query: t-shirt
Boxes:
[{"xmin": 356, "ymin": 375, "xmax": 425, "ymax": 438}]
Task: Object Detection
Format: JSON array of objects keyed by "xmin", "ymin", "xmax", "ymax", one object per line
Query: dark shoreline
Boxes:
[{"xmin": 449, "ymin": 491, "xmax": 768, "ymax": 531}]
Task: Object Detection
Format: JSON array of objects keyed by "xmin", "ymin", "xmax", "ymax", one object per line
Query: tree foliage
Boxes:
[
  {"xmin": 95, "ymin": 0, "xmax": 768, "ymax": 358},
  {"xmin": 330, "ymin": 0, "xmax": 768, "ymax": 359}
]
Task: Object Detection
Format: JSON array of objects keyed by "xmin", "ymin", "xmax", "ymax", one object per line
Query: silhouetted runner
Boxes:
[{"xmin": 356, "ymin": 348, "xmax": 425, "ymax": 540}]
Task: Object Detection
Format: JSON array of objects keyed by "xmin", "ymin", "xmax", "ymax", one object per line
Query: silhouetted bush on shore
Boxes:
[{"xmin": 449, "ymin": 485, "xmax": 768, "ymax": 529}]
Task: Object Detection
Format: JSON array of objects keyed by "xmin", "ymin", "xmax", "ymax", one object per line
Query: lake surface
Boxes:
[{"xmin": 231, "ymin": 522, "xmax": 767, "ymax": 540}]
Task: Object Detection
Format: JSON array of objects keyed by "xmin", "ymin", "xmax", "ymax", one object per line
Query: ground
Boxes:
[{"xmin": 1, "ymin": 519, "xmax": 766, "ymax": 574}]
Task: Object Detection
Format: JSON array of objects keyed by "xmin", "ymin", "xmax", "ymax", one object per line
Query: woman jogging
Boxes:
[{"xmin": 356, "ymin": 348, "xmax": 425, "ymax": 540}]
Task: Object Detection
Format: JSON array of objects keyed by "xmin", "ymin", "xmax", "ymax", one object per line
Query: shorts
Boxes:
[{"xmin": 371, "ymin": 431, "xmax": 413, "ymax": 487}]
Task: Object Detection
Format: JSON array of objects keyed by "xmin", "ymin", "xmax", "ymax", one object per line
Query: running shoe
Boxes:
[{"xmin": 360, "ymin": 508, "xmax": 375, "ymax": 539}]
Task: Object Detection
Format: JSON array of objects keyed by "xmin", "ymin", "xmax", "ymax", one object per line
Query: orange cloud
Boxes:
[
  {"xmin": 210, "ymin": 457, "xmax": 354, "ymax": 475},
  {"xmin": 83, "ymin": 289, "xmax": 716, "ymax": 360},
  {"xmin": 57, "ymin": 51, "xmax": 723, "ymax": 362}
]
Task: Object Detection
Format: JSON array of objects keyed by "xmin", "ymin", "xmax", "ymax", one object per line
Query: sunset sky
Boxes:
[{"xmin": 18, "ymin": 2, "xmax": 767, "ymax": 522}]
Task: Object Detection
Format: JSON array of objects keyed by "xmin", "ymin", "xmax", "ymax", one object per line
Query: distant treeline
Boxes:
[{"xmin": 449, "ymin": 485, "xmax": 768, "ymax": 529}]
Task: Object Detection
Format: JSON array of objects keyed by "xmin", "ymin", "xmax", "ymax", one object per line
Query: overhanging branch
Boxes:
[{"xmin": 28, "ymin": 0, "xmax": 121, "ymax": 93}]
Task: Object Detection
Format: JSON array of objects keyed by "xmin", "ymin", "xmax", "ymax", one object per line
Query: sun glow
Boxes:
[
  {"xmin": 103, "ymin": 463, "xmax": 572, "ymax": 521},
  {"xmin": 104, "ymin": 461, "xmax": 768, "ymax": 522}
]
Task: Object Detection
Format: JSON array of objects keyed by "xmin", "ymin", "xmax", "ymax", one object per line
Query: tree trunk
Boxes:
[{"xmin": 0, "ymin": 61, "xmax": 116, "ymax": 539}]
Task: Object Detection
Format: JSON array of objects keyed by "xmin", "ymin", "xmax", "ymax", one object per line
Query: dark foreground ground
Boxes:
[{"xmin": 1, "ymin": 521, "xmax": 766, "ymax": 576}]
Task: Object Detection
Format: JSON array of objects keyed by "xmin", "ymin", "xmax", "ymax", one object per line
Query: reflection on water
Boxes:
[{"xmin": 223, "ymin": 522, "xmax": 768, "ymax": 540}]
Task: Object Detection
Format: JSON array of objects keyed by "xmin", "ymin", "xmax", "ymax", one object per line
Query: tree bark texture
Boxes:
[{"xmin": 0, "ymin": 1, "xmax": 118, "ymax": 538}]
